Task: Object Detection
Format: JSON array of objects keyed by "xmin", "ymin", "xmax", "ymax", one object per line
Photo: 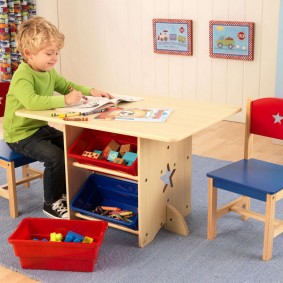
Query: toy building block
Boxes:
[
  {"xmin": 120, "ymin": 144, "xmax": 134, "ymax": 157},
  {"xmin": 101, "ymin": 148, "xmax": 110, "ymax": 160},
  {"xmin": 64, "ymin": 231, "xmax": 84, "ymax": 243},
  {"xmin": 123, "ymin": 152, "xmax": 138, "ymax": 166},
  {"xmin": 108, "ymin": 150, "xmax": 119, "ymax": 162},
  {"xmin": 82, "ymin": 150, "xmax": 91, "ymax": 157},
  {"xmin": 107, "ymin": 140, "xmax": 120, "ymax": 151},
  {"xmin": 102, "ymin": 140, "xmax": 120, "ymax": 159},
  {"xmin": 50, "ymin": 232, "xmax": 63, "ymax": 242},
  {"xmin": 113, "ymin": 157, "xmax": 127, "ymax": 165},
  {"xmin": 82, "ymin": 236, "xmax": 94, "ymax": 244},
  {"xmin": 90, "ymin": 152, "xmax": 101, "ymax": 159},
  {"xmin": 93, "ymin": 149, "xmax": 102, "ymax": 155},
  {"xmin": 82, "ymin": 151, "xmax": 100, "ymax": 159}
]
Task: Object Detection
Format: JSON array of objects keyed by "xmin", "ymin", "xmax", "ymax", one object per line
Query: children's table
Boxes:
[{"xmin": 16, "ymin": 96, "xmax": 241, "ymax": 247}]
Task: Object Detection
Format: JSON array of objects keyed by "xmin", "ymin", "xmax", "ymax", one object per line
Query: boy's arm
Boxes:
[
  {"xmin": 53, "ymin": 70, "xmax": 92, "ymax": 96},
  {"xmin": 53, "ymin": 69, "xmax": 111, "ymax": 98},
  {"xmin": 12, "ymin": 77, "xmax": 65, "ymax": 110}
]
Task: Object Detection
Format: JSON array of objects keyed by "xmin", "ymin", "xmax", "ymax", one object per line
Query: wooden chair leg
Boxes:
[
  {"xmin": 7, "ymin": 162, "xmax": 18, "ymax": 218},
  {"xmin": 22, "ymin": 164, "xmax": 31, "ymax": 188},
  {"xmin": 241, "ymin": 196, "xmax": 250, "ymax": 221},
  {"xmin": 207, "ymin": 177, "xmax": 217, "ymax": 239},
  {"xmin": 263, "ymin": 194, "xmax": 276, "ymax": 260}
]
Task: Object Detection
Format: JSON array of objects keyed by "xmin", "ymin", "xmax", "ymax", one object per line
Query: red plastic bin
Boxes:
[
  {"xmin": 67, "ymin": 129, "xmax": 138, "ymax": 176},
  {"xmin": 8, "ymin": 218, "xmax": 108, "ymax": 272}
]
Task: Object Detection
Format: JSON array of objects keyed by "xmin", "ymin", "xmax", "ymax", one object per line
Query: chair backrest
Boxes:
[
  {"xmin": 0, "ymin": 82, "xmax": 10, "ymax": 118},
  {"xmin": 244, "ymin": 97, "xmax": 283, "ymax": 158}
]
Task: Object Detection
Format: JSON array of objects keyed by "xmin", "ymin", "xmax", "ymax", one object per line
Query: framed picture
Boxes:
[
  {"xmin": 209, "ymin": 20, "xmax": 254, "ymax": 61},
  {"xmin": 153, "ymin": 19, "xmax": 193, "ymax": 56}
]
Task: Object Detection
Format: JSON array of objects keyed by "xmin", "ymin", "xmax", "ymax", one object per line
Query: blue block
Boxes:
[
  {"xmin": 123, "ymin": 152, "xmax": 137, "ymax": 166},
  {"xmin": 64, "ymin": 231, "xmax": 84, "ymax": 243},
  {"xmin": 107, "ymin": 150, "xmax": 119, "ymax": 162}
]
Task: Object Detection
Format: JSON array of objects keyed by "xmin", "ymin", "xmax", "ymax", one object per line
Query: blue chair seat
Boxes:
[
  {"xmin": 0, "ymin": 139, "xmax": 37, "ymax": 168},
  {"xmin": 207, "ymin": 158, "xmax": 283, "ymax": 201}
]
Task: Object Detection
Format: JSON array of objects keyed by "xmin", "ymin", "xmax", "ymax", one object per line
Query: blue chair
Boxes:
[
  {"xmin": 207, "ymin": 97, "xmax": 283, "ymax": 260},
  {"xmin": 0, "ymin": 82, "xmax": 43, "ymax": 218}
]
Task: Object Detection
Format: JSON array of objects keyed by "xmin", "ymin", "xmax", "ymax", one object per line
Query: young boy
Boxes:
[{"xmin": 3, "ymin": 16, "xmax": 111, "ymax": 219}]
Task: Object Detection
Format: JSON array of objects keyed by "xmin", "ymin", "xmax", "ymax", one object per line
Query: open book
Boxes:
[{"xmin": 55, "ymin": 94, "xmax": 144, "ymax": 115}]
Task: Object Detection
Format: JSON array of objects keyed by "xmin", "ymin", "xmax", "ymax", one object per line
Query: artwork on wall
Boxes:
[
  {"xmin": 209, "ymin": 20, "xmax": 254, "ymax": 61},
  {"xmin": 153, "ymin": 18, "xmax": 193, "ymax": 56}
]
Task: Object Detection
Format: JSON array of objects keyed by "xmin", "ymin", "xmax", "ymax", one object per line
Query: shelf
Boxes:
[
  {"xmin": 74, "ymin": 212, "xmax": 139, "ymax": 235},
  {"xmin": 72, "ymin": 162, "xmax": 138, "ymax": 181}
]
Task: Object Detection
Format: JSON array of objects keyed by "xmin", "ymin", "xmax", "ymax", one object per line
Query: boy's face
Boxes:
[{"xmin": 25, "ymin": 43, "xmax": 60, "ymax": 72}]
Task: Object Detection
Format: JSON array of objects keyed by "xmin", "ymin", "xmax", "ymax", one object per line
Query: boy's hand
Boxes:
[
  {"xmin": 64, "ymin": 89, "xmax": 84, "ymax": 105},
  {"xmin": 90, "ymin": 88, "xmax": 113, "ymax": 98}
]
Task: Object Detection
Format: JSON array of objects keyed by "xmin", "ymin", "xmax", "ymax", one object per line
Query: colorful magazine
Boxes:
[
  {"xmin": 93, "ymin": 107, "xmax": 172, "ymax": 123},
  {"xmin": 55, "ymin": 95, "xmax": 144, "ymax": 115}
]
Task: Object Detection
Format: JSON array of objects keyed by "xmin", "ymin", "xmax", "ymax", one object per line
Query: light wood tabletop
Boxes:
[{"xmin": 16, "ymin": 96, "xmax": 241, "ymax": 142}]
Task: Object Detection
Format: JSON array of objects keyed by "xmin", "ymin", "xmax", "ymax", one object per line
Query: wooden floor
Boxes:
[{"xmin": 1, "ymin": 120, "xmax": 283, "ymax": 282}]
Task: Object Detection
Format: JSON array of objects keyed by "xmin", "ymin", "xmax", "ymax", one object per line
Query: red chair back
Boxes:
[
  {"xmin": 0, "ymin": 82, "xmax": 10, "ymax": 118},
  {"xmin": 250, "ymin": 97, "xmax": 283, "ymax": 140}
]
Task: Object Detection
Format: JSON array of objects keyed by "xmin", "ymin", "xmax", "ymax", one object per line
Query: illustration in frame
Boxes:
[
  {"xmin": 209, "ymin": 20, "xmax": 254, "ymax": 61},
  {"xmin": 153, "ymin": 19, "xmax": 193, "ymax": 56}
]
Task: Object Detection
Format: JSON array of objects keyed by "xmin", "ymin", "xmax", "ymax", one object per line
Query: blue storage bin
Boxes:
[{"xmin": 71, "ymin": 174, "xmax": 138, "ymax": 230}]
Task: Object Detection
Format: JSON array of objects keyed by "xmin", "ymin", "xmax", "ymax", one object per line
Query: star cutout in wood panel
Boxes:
[{"xmin": 161, "ymin": 163, "xmax": 176, "ymax": 193}]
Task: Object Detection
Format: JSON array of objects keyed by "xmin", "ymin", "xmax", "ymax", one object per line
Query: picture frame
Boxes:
[
  {"xmin": 153, "ymin": 18, "xmax": 193, "ymax": 56},
  {"xmin": 209, "ymin": 20, "xmax": 254, "ymax": 61}
]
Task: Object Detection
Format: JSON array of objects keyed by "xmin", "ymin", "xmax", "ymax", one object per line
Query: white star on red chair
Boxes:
[
  {"xmin": 273, "ymin": 112, "xmax": 283, "ymax": 124},
  {"xmin": 161, "ymin": 163, "xmax": 176, "ymax": 193}
]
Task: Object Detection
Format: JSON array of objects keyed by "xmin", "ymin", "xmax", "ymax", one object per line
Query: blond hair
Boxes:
[{"xmin": 16, "ymin": 16, "xmax": 65, "ymax": 60}]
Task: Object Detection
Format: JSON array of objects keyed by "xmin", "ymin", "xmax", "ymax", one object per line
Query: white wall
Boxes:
[{"xmin": 37, "ymin": 0, "xmax": 280, "ymax": 122}]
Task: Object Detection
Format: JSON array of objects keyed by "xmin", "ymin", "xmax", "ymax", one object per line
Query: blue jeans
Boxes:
[{"xmin": 7, "ymin": 125, "xmax": 66, "ymax": 204}]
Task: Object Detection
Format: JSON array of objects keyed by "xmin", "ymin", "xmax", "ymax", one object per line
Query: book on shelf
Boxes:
[
  {"xmin": 93, "ymin": 107, "xmax": 172, "ymax": 123},
  {"xmin": 55, "ymin": 94, "xmax": 144, "ymax": 115}
]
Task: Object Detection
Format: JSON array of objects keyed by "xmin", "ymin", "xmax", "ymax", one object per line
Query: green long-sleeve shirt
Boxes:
[{"xmin": 3, "ymin": 62, "xmax": 92, "ymax": 143}]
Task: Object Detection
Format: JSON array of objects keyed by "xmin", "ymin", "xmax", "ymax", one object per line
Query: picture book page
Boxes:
[{"xmin": 55, "ymin": 94, "xmax": 144, "ymax": 114}]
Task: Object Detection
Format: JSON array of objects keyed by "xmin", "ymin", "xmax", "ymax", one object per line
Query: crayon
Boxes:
[
  {"xmin": 100, "ymin": 206, "xmax": 121, "ymax": 211},
  {"xmin": 51, "ymin": 112, "xmax": 82, "ymax": 117},
  {"xmin": 63, "ymin": 117, "xmax": 88, "ymax": 121},
  {"xmin": 68, "ymin": 86, "xmax": 88, "ymax": 100},
  {"xmin": 58, "ymin": 112, "xmax": 82, "ymax": 118},
  {"xmin": 51, "ymin": 113, "xmax": 60, "ymax": 117},
  {"xmin": 82, "ymin": 108, "xmax": 105, "ymax": 116}
]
